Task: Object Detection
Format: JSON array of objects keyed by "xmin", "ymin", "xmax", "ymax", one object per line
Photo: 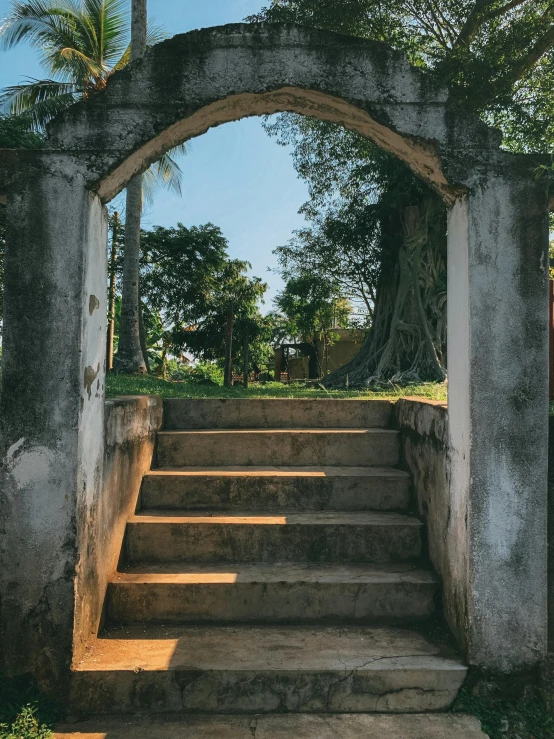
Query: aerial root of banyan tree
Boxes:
[{"xmin": 324, "ymin": 200, "xmax": 448, "ymax": 390}]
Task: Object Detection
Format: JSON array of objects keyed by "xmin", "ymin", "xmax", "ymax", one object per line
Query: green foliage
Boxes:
[
  {"xmin": 184, "ymin": 361, "xmax": 225, "ymax": 385},
  {"xmin": 0, "ymin": 0, "xmax": 131, "ymax": 127},
  {"xmin": 141, "ymin": 223, "xmax": 231, "ymax": 328},
  {"xmin": 275, "ymin": 274, "xmax": 354, "ymax": 342},
  {"xmin": 0, "ymin": 674, "xmax": 61, "ymax": 739},
  {"xmin": 454, "ymin": 688, "xmax": 554, "ymax": 739},
  {"xmin": 139, "ymin": 223, "xmax": 269, "ymax": 371},
  {"xmin": 0, "ymin": 113, "xmax": 43, "ymax": 148}
]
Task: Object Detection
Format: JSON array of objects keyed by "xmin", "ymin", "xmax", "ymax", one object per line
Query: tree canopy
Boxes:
[{"xmin": 135, "ymin": 223, "xmax": 270, "ymax": 375}]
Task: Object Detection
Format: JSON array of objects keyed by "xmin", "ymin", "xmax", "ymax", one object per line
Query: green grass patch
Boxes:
[
  {"xmin": 106, "ymin": 373, "xmax": 448, "ymax": 401},
  {"xmin": 0, "ymin": 675, "xmax": 62, "ymax": 739},
  {"xmin": 454, "ymin": 687, "xmax": 554, "ymax": 738}
]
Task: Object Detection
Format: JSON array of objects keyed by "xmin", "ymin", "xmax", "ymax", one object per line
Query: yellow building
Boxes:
[{"xmin": 275, "ymin": 329, "xmax": 366, "ymax": 382}]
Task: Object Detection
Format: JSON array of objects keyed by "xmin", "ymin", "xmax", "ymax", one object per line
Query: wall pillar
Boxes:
[
  {"xmin": 447, "ymin": 168, "xmax": 549, "ymax": 672},
  {"xmin": 0, "ymin": 153, "xmax": 107, "ymax": 685}
]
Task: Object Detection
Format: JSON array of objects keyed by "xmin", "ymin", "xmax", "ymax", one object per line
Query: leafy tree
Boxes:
[
  {"xmin": 0, "ymin": 0, "xmax": 185, "ymax": 374},
  {"xmin": 139, "ymin": 223, "xmax": 270, "ymax": 378},
  {"xmin": 170, "ymin": 258, "xmax": 269, "ymax": 378},
  {"xmin": 275, "ymin": 275, "xmax": 354, "ymax": 343},
  {"xmin": 0, "ymin": 112, "xmax": 44, "ymax": 148},
  {"xmin": 250, "ymin": 0, "xmax": 554, "ymax": 386}
]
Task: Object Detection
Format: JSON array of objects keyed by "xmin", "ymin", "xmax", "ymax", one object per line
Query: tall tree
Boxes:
[
  {"xmin": 116, "ymin": 0, "xmax": 148, "ymax": 372},
  {"xmin": 250, "ymin": 0, "xmax": 554, "ymax": 386},
  {"xmin": 139, "ymin": 223, "xmax": 269, "ymax": 374}
]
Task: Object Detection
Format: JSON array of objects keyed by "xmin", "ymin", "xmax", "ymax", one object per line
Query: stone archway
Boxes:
[{"xmin": 0, "ymin": 23, "xmax": 549, "ymax": 684}]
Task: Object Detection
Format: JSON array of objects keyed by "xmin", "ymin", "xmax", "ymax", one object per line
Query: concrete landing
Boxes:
[
  {"xmin": 70, "ymin": 625, "xmax": 467, "ymax": 714},
  {"xmin": 54, "ymin": 713, "xmax": 489, "ymax": 738}
]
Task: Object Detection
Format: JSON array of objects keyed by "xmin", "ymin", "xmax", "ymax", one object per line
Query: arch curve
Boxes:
[{"xmin": 44, "ymin": 23, "xmax": 501, "ymax": 203}]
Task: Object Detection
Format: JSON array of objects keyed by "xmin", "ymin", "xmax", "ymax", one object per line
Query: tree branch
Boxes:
[
  {"xmin": 454, "ymin": 0, "xmax": 528, "ymax": 49},
  {"xmin": 509, "ymin": 22, "xmax": 554, "ymax": 82}
]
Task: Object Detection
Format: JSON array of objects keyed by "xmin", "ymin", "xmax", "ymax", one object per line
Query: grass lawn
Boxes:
[{"xmin": 106, "ymin": 374, "xmax": 448, "ymax": 402}]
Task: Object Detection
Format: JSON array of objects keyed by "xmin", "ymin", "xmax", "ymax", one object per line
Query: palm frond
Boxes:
[
  {"xmin": 82, "ymin": 0, "xmax": 128, "ymax": 67},
  {"xmin": 139, "ymin": 144, "xmax": 189, "ymax": 203},
  {"xmin": 141, "ymin": 166, "xmax": 158, "ymax": 206},
  {"xmin": 0, "ymin": 78, "xmax": 79, "ymax": 127},
  {"xmin": 0, "ymin": 1, "xmax": 80, "ymax": 52},
  {"xmin": 146, "ymin": 22, "xmax": 167, "ymax": 46},
  {"xmin": 152, "ymin": 147, "xmax": 188, "ymax": 195},
  {"xmin": 58, "ymin": 45, "xmax": 104, "ymax": 80}
]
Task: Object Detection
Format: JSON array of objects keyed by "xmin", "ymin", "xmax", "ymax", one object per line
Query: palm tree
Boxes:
[
  {"xmin": 0, "ymin": 0, "xmax": 185, "ymax": 373},
  {"xmin": 118, "ymin": 0, "xmax": 147, "ymax": 373}
]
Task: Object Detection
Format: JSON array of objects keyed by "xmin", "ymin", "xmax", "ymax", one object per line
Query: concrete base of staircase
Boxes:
[
  {"xmin": 54, "ymin": 713, "xmax": 489, "ymax": 738},
  {"xmin": 70, "ymin": 625, "xmax": 466, "ymax": 715}
]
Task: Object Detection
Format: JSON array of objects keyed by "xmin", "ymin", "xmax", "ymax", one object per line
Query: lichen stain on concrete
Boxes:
[
  {"xmin": 4, "ymin": 442, "xmax": 57, "ymax": 490},
  {"xmin": 88, "ymin": 295, "xmax": 100, "ymax": 315},
  {"xmin": 5, "ymin": 436, "xmax": 25, "ymax": 463},
  {"xmin": 84, "ymin": 363, "xmax": 100, "ymax": 400}
]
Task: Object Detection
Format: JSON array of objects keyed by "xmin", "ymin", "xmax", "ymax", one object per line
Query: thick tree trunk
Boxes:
[
  {"xmin": 224, "ymin": 309, "xmax": 234, "ymax": 387},
  {"xmin": 243, "ymin": 325, "xmax": 249, "ymax": 388},
  {"xmin": 131, "ymin": 0, "xmax": 147, "ymax": 61},
  {"xmin": 114, "ymin": 0, "xmax": 148, "ymax": 374},
  {"xmin": 115, "ymin": 175, "xmax": 147, "ymax": 373},
  {"xmin": 138, "ymin": 290, "xmax": 151, "ymax": 374},
  {"xmin": 106, "ymin": 212, "xmax": 119, "ymax": 371},
  {"xmin": 325, "ymin": 198, "xmax": 447, "ymax": 388}
]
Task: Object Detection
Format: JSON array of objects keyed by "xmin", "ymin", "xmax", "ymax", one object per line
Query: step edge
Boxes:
[{"xmin": 128, "ymin": 512, "xmax": 423, "ymax": 525}]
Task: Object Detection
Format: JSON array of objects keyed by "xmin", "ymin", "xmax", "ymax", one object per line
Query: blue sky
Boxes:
[{"xmin": 0, "ymin": 0, "xmax": 311, "ymax": 307}]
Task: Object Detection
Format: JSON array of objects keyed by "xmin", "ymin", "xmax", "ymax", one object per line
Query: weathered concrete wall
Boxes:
[
  {"xmin": 0, "ymin": 155, "xmax": 107, "ymax": 685},
  {"xmin": 548, "ymin": 415, "xmax": 554, "ymax": 652},
  {"xmin": 73, "ymin": 395, "xmax": 163, "ymax": 663},
  {"xmin": 394, "ymin": 400, "xmax": 462, "ymax": 636},
  {"xmin": 41, "ymin": 24, "xmax": 500, "ymax": 204},
  {"xmin": 447, "ymin": 172, "xmax": 549, "ymax": 672}
]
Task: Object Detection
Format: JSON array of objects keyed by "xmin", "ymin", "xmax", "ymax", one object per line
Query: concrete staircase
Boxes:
[{"xmin": 64, "ymin": 399, "xmax": 486, "ymax": 738}]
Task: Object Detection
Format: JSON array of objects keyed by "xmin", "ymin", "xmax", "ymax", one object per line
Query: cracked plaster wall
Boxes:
[
  {"xmin": 73, "ymin": 395, "xmax": 163, "ymax": 664},
  {"xmin": 0, "ymin": 156, "xmax": 107, "ymax": 685}
]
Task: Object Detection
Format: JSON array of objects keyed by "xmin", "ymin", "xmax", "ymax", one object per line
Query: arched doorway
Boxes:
[{"xmin": 0, "ymin": 23, "xmax": 549, "ymax": 683}]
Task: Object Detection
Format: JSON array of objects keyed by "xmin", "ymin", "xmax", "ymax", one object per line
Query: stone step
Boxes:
[
  {"xmin": 163, "ymin": 398, "xmax": 394, "ymax": 430},
  {"xmin": 123, "ymin": 511, "xmax": 422, "ymax": 564},
  {"xmin": 106, "ymin": 563, "xmax": 437, "ymax": 625},
  {"xmin": 156, "ymin": 429, "xmax": 400, "ymax": 468},
  {"xmin": 54, "ymin": 713, "xmax": 489, "ymax": 738},
  {"xmin": 141, "ymin": 466, "xmax": 411, "ymax": 511},
  {"xmin": 69, "ymin": 625, "xmax": 467, "ymax": 715}
]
